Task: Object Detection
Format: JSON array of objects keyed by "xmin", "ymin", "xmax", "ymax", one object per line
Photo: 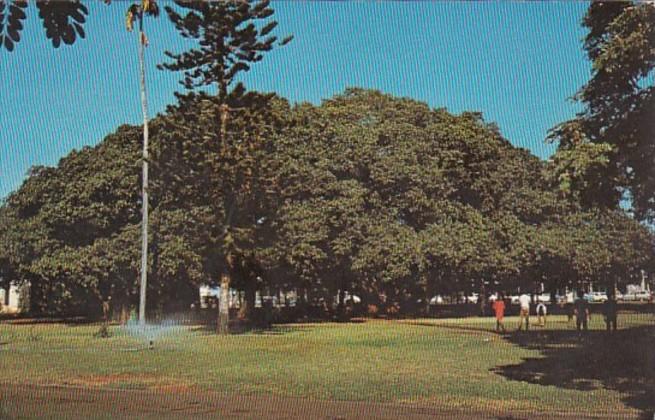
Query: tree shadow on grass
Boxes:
[
  {"xmin": 188, "ymin": 322, "xmax": 315, "ymax": 336},
  {"xmin": 493, "ymin": 325, "xmax": 655, "ymax": 416},
  {"xmin": 0, "ymin": 315, "xmax": 94, "ymax": 326},
  {"xmin": 399, "ymin": 320, "xmax": 494, "ymax": 335}
]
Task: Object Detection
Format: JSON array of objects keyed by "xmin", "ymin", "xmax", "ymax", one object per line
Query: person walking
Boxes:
[
  {"xmin": 517, "ymin": 293, "xmax": 531, "ymax": 331},
  {"xmin": 492, "ymin": 294, "xmax": 507, "ymax": 334},
  {"xmin": 536, "ymin": 301, "xmax": 547, "ymax": 327},
  {"xmin": 603, "ymin": 293, "xmax": 618, "ymax": 332},
  {"xmin": 565, "ymin": 291, "xmax": 575, "ymax": 324},
  {"xmin": 574, "ymin": 290, "xmax": 590, "ymax": 332}
]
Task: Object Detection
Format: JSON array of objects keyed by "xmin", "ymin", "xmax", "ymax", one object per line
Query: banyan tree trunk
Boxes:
[
  {"xmin": 218, "ymin": 271, "xmax": 231, "ymax": 334},
  {"xmin": 337, "ymin": 288, "xmax": 346, "ymax": 321},
  {"xmin": 238, "ymin": 280, "xmax": 257, "ymax": 324}
]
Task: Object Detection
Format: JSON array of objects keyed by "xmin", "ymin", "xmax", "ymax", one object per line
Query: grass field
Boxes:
[{"xmin": 1, "ymin": 313, "xmax": 653, "ymax": 418}]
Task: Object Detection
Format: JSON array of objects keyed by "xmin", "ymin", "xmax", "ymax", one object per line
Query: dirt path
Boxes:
[{"xmin": 0, "ymin": 383, "xmax": 637, "ymax": 420}]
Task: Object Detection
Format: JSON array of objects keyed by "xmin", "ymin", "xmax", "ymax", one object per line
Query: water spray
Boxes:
[{"xmin": 120, "ymin": 316, "xmax": 187, "ymax": 351}]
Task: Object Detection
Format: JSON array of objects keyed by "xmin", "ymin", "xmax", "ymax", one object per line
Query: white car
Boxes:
[
  {"xmin": 534, "ymin": 293, "xmax": 551, "ymax": 303},
  {"xmin": 555, "ymin": 293, "xmax": 574, "ymax": 304},
  {"xmin": 510, "ymin": 294, "xmax": 537, "ymax": 305},
  {"xmin": 620, "ymin": 291, "xmax": 652, "ymax": 302},
  {"xmin": 429, "ymin": 295, "xmax": 444, "ymax": 305},
  {"xmin": 343, "ymin": 294, "xmax": 361, "ymax": 304},
  {"xmin": 584, "ymin": 292, "xmax": 608, "ymax": 303}
]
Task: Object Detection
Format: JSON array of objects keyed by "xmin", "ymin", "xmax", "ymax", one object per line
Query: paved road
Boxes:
[{"xmin": 0, "ymin": 383, "xmax": 640, "ymax": 420}]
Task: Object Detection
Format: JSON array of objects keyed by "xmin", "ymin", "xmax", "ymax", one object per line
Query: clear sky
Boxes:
[{"xmin": 1, "ymin": 1, "xmax": 591, "ymax": 200}]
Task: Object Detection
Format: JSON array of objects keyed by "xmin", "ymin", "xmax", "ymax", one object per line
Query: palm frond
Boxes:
[{"xmin": 126, "ymin": 4, "xmax": 139, "ymax": 32}]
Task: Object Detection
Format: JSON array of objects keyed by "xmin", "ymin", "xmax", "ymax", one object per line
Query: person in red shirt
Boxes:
[{"xmin": 492, "ymin": 294, "xmax": 507, "ymax": 333}]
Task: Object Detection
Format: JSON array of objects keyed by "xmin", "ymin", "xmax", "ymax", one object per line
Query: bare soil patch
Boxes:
[{"xmin": 0, "ymin": 383, "xmax": 629, "ymax": 420}]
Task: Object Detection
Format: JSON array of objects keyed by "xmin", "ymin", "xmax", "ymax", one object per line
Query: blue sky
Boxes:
[{"xmin": 1, "ymin": 1, "xmax": 591, "ymax": 199}]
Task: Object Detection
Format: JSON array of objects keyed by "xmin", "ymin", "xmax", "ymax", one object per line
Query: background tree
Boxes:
[
  {"xmin": 159, "ymin": 0, "xmax": 291, "ymax": 334},
  {"xmin": 0, "ymin": 123, "xmax": 203, "ymax": 318},
  {"xmin": 154, "ymin": 90, "xmax": 291, "ymax": 329},
  {"xmin": 273, "ymin": 90, "xmax": 576, "ymax": 317},
  {"xmin": 549, "ymin": 1, "xmax": 655, "ymax": 222}
]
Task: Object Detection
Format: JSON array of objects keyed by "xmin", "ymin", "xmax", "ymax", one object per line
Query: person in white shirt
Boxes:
[
  {"xmin": 536, "ymin": 302, "xmax": 547, "ymax": 327},
  {"xmin": 518, "ymin": 293, "xmax": 531, "ymax": 331}
]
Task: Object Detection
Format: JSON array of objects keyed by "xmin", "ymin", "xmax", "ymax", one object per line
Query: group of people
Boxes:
[
  {"xmin": 490, "ymin": 291, "xmax": 619, "ymax": 334},
  {"xmin": 568, "ymin": 291, "xmax": 619, "ymax": 332},
  {"xmin": 489, "ymin": 293, "xmax": 543, "ymax": 333}
]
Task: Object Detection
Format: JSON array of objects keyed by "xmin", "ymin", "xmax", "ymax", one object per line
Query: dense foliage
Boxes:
[
  {"xmin": 1, "ymin": 89, "xmax": 652, "ymax": 319},
  {"xmin": 549, "ymin": 1, "xmax": 655, "ymax": 222}
]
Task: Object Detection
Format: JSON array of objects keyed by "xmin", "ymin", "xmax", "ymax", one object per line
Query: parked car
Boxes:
[
  {"xmin": 555, "ymin": 292, "xmax": 575, "ymax": 304},
  {"xmin": 620, "ymin": 290, "xmax": 652, "ymax": 302},
  {"xmin": 508, "ymin": 294, "xmax": 547, "ymax": 305},
  {"xmin": 620, "ymin": 292, "xmax": 635, "ymax": 301},
  {"xmin": 584, "ymin": 291, "xmax": 608, "ymax": 303},
  {"xmin": 429, "ymin": 295, "xmax": 445, "ymax": 305},
  {"xmin": 534, "ymin": 293, "xmax": 551, "ymax": 304},
  {"xmin": 343, "ymin": 293, "xmax": 361, "ymax": 304}
]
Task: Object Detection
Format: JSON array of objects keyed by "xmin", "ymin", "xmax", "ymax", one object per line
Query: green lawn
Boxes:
[{"xmin": 1, "ymin": 314, "xmax": 653, "ymax": 417}]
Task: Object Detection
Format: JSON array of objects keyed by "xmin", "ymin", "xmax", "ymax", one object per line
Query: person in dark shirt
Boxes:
[
  {"xmin": 573, "ymin": 291, "xmax": 590, "ymax": 331},
  {"xmin": 603, "ymin": 293, "xmax": 618, "ymax": 331}
]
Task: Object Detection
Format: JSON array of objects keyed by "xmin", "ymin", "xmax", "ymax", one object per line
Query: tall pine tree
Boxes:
[{"xmin": 160, "ymin": 0, "xmax": 291, "ymax": 333}]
